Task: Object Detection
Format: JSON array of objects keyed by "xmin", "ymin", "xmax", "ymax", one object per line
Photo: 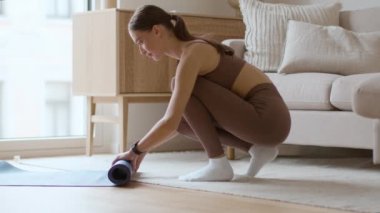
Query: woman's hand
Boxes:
[{"xmin": 112, "ymin": 149, "xmax": 147, "ymax": 172}]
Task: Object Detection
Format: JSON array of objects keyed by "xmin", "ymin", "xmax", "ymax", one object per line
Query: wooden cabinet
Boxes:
[{"xmin": 72, "ymin": 9, "xmax": 245, "ymax": 155}]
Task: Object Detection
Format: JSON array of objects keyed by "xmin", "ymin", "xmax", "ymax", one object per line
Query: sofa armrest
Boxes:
[
  {"xmin": 222, "ymin": 39, "xmax": 245, "ymax": 59},
  {"xmin": 353, "ymin": 75, "xmax": 380, "ymax": 119}
]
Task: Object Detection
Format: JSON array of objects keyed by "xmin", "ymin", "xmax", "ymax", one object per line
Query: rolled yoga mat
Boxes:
[
  {"xmin": 0, "ymin": 161, "xmax": 132, "ymax": 187},
  {"xmin": 107, "ymin": 160, "xmax": 133, "ymax": 186}
]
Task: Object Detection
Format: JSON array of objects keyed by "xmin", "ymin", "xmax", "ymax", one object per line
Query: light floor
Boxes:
[{"xmin": 0, "ymin": 154, "xmax": 350, "ymax": 213}]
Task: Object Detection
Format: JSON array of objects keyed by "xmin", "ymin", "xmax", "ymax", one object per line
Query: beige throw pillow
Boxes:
[
  {"xmin": 239, "ymin": 0, "xmax": 341, "ymax": 72},
  {"xmin": 278, "ymin": 21, "xmax": 380, "ymax": 75}
]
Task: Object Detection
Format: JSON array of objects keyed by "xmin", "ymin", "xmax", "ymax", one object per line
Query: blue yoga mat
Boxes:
[{"xmin": 0, "ymin": 161, "xmax": 127, "ymax": 187}]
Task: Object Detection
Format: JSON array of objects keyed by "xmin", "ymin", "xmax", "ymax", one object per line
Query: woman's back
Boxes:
[{"xmin": 185, "ymin": 40, "xmax": 273, "ymax": 98}]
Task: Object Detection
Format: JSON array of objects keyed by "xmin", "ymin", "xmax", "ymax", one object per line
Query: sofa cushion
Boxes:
[
  {"xmin": 266, "ymin": 73, "xmax": 341, "ymax": 110},
  {"xmin": 330, "ymin": 73, "xmax": 380, "ymax": 111},
  {"xmin": 278, "ymin": 21, "xmax": 380, "ymax": 75},
  {"xmin": 353, "ymin": 74, "xmax": 380, "ymax": 119},
  {"xmin": 340, "ymin": 7, "xmax": 380, "ymax": 32},
  {"xmin": 239, "ymin": 0, "xmax": 340, "ymax": 72},
  {"xmin": 221, "ymin": 39, "xmax": 245, "ymax": 59}
]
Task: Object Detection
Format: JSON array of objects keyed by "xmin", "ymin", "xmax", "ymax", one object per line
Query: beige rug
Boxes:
[
  {"xmin": 135, "ymin": 151, "xmax": 380, "ymax": 213},
  {"xmin": 9, "ymin": 151, "xmax": 380, "ymax": 213}
]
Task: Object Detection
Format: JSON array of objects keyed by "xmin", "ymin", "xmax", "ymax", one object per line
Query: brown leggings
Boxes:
[{"xmin": 176, "ymin": 77, "xmax": 291, "ymax": 158}]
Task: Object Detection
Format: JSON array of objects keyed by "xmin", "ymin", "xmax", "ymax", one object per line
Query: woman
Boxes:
[{"xmin": 112, "ymin": 5, "xmax": 291, "ymax": 182}]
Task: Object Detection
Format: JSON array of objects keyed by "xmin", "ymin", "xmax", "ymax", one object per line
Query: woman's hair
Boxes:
[{"xmin": 129, "ymin": 5, "xmax": 234, "ymax": 55}]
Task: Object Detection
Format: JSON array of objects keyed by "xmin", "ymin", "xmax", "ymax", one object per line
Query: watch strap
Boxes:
[{"xmin": 131, "ymin": 141, "xmax": 144, "ymax": 155}]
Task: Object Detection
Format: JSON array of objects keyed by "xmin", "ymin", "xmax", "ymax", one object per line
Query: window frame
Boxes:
[{"xmin": 0, "ymin": 132, "xmax": 110, "ymax": 159}]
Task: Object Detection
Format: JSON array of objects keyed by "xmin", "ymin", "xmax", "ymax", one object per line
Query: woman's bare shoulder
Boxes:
[
  {"xmin": 185, "ymin": 41, "xmax": 217, "ymax": 55},
  {"xmin": 182, "ymin": 42, "xmax": 220, "ymax": 72}
]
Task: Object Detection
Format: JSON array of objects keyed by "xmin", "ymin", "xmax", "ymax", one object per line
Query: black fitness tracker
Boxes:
[{"xmin": 131, "ymin": 141, "xmax": 144, "ymax": 155}]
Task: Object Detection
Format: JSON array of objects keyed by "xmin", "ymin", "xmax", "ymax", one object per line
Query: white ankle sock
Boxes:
[
  {"xmin": 246, "ymin": 145, "xmax": 278, "ymax": 177},
  {"xmin": 178, "ymin": 156, "xmax": 234, "ymax": 182}
]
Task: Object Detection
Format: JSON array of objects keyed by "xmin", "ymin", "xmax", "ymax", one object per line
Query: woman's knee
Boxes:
[
  {"xmin": 176, "ymin": 119, "xmax": 192, "ymax": 135},
  {"xmin": 192, "ymin": 77, "xmax": 217, "ymax": 95}
]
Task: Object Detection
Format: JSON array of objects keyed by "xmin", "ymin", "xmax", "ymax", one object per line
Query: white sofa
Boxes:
[{"xmin": 223, "ymin": 4, "xmax": 380, "ymax": 164}]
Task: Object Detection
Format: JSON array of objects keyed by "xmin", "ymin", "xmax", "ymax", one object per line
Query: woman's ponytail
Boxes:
[
  {"xmin": 129, "ymin": 5, "xmax": 234, "ymax": 56},
  {"xmin": 171, "ymin": 15, "xmax": 196, "ymax": 41}
]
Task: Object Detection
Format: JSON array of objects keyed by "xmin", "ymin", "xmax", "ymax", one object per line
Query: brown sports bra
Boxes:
[
  {"xmin": 186, "ymin": 40, "xmax": 246, "ymax": 90},
  {"xmin": 203, "ymin": 50, "xmax": 246, "ymax": 90}
]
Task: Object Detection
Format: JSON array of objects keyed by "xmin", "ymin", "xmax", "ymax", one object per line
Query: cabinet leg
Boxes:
[
  {"xmin": 226, "ymin": 146, "xmax": 235, "ymax": 160},
  {"xmin": 118, "ymin": 97, "xmax": 128, "ymax": 153},
  {"xmin": 86, "ymin": 96, "xmax": 96, "ymax": 156}
]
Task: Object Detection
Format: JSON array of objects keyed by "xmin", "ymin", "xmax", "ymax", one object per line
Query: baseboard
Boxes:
[{"xmin": 278, "ymin": 144, "xmax": 372, "ymax": 158}]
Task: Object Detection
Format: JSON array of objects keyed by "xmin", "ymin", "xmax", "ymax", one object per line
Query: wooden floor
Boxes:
[{"xmin": 0, "ymin": 182, "xmax": 349, "ymax": 213}]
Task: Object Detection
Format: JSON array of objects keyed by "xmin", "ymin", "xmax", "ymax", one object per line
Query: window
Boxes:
[
  {"xmin": 0, "ymin": 0, "xmax": 93, "ymax": 158},
  {"xmin": 0, "ymin": 82, "xmax": 2, "ymax": 137},
  {"xmin": 45, "ymin": 81, "xmax": 72, "ymax": 137},
  {"xmin": 0, "ymin": 0, "xmax": 4, "ymax": 15},
  {"xmin": 46, "ymin": 0, "xmax": 73, "ymax": 18}
]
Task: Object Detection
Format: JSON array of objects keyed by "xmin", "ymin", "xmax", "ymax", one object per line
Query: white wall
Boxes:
[
  {"xmin": 263, "ymin": 0, "xmax": 380, "ymax": 10},
  {"xmin": 119, "ymin": 0, "xmax": 236, "ymax": 17},
  {"xmin": 340, "ymin": 0, "xmax": 380, "ymax": 10}
]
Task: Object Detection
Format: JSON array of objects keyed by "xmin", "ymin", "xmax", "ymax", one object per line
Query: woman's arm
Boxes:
[
  {"xmin": 135, "ymin": 46, "xmax": 203, "ymax": 153},
  {"xmin": 112, "ymin": 44, "xmax": 214, "ymax": 171}
]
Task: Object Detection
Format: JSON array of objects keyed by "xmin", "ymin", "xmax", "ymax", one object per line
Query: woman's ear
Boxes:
[{"xmin": 152, "ymin": 25, "xmax": 161, "ymax": 36}]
